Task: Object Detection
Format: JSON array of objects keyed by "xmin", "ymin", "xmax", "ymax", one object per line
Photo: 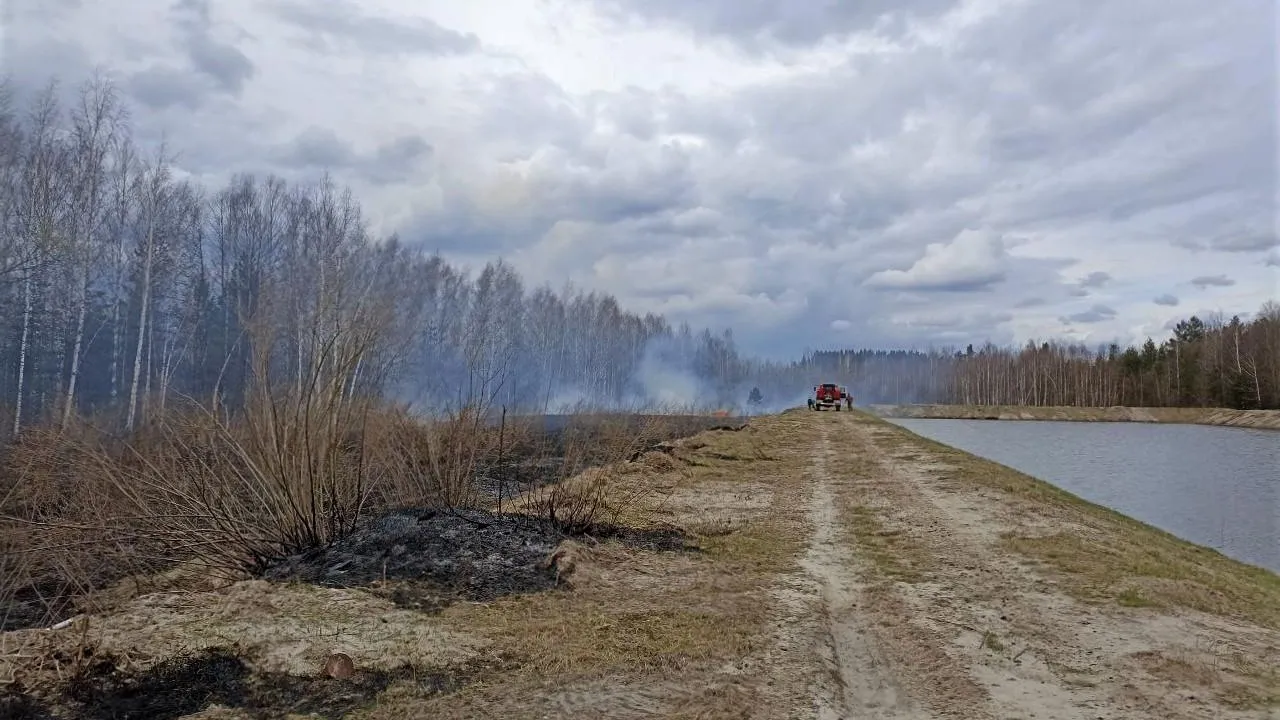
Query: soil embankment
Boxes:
[
  {"xmin": 3, "ymin": 411, "xmax": 1276, "ymax": 718},
  {"xmin": 870, "ymin": 403, "xmax": 1280, "ymax": 430}
]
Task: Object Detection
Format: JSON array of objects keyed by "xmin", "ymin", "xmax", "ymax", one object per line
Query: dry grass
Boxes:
[
  {"xmin": 0, "ymin": 397, "xmax": 413, "ymax": 630},
  {"xmin": 509, "ymin": 414, "xmax": 693, "ymax": 533},
  {"xmin": 1131, "ymin": 649, "xmax": 1280, "ymax": 710},
  {"xmin": 866, "ymin": 414, "xmax": 1280, "ymax": 630},
  {"xmin": 1, "ymin": 579, "xmax": 488, "ymax": 692},
  {"xmin": 0, "ymin": 396, "xmax": 736, "ymax": 635},
  {"xmin": 0, "ymin": 407, "xmax": 783, "ymax": 712},
  {"xmin": 843, "ymin": 505, "xmax": 929, "ymax": 584},
  {"xmin": 385, "ymin": 413, "xmax": 816, "ymax": 717},
  {"xmin": 453, "ymin": 591, "xmax": 758, "ymax": 679},
  {"xmin": 819, "ymin": 416, "xmax": 935, "ymax": 585},
  {"xmin": 1, "ymin": 406, "xmax": 796, "ymax": 717},
  {"xmin": 1001, "ymin": 530, "xmax": 1280, "ymax": 627}
]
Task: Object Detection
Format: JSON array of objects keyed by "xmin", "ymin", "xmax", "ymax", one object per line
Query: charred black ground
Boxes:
[
  {"xmin": 2, "ymin": 646, "xmax": 500, "ymax": 720},
  {"xmin": 262, "ymin": 507, "xmax": 692, "ymax": 612},
  {"xmin": 258, "ymin": 415, "xmax": 732, "ymax": 612}
]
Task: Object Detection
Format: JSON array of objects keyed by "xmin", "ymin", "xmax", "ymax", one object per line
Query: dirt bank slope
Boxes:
[
  {"xmin": 870, "ymin": 403, "xmax": 1280, "ymax": 430},
  {"xmin": 3, "ymin": 410, "xmax": 1276, "ymax": 718},
  {"xmin": 809, "ymin": 411, "xmax": 1279, "ymax": 719}
]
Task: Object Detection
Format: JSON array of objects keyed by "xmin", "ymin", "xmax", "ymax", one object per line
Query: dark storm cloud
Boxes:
[
  {"xmin": 128, "ymin": 66, "xmax": 205, "ymax": 109},
  {"xmin": 274, "ymin": 127, "xmax": 433, "ymax": 184},
  {"xmin": 1080, "ymin": 272, "xmax": 1112, "ymax": 288},
  {"xmin": 170, "ymin": 0, "xmax": 255, "ymax": 95},
  {"xmin": 1191, "ymin": 274, "xmax": 1236, "ymax": 289},
  {"xmin": 276, "ymin": 126, "xmax": 356, "ymax": 168},
  {"xmin": 1062, "ymin": 305, "xmax": 1118, "ymax": 324},
  {"xmin": 1210, "ymin": 233, "xmax": 1280, "ymax": 252},
  {"xmin": 269, "ymin": 1, "xmax": 480, "ymax": 56},
  {"xmin": 368, "ymin": 136, "xmax": 433, "ymax": 183}
]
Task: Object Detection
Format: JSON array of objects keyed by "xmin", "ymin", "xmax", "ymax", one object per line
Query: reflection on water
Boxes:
[{"xmin": 889, "ymin": 418, "xmax": 1280, "ymax": 574}]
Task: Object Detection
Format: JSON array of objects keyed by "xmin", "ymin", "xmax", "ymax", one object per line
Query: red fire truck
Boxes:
[{"xmin": 808, "ymin": 383, "xmax": 850, "ymax": 411}]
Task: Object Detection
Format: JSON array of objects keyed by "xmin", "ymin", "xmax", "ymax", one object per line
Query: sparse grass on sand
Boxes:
[
  {"xmin": 406, "ymin": 418, "xmax": 813, "ymax": 711},
  {"xmin": 864, "ymin": 413, "xmax": 1280, "ymax": 631}
]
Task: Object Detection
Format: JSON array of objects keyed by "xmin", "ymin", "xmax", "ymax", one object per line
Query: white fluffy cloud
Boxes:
[
  {"xmin": 865, "ymin": 228, "xmax": 1007, "ymax": 292},
  {"xmin": 11, "ymin": 0, "xmax": 1277, "ymax": 358}
]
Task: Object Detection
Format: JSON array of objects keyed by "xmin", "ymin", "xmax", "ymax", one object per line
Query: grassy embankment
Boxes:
[
  {"xmin": 835, "ymin": 410, "xmax": 1280, "ymax": 711},
  {"xmin": 870, "ymin": 403, "xmax": 1280, "ymax": 430},
  {"xmin": 855, "ymin": 410, "xmax": 1280, "ymax": 621}
]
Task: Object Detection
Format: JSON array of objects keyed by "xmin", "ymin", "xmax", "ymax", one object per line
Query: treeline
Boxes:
[
  {"xmin": 741, "ymin": 307, "xmax": 1280, "ymax": 411},
  {"xmin": 0, "ymin": 75, "xmax": 748, "ymax": 434},
  {"xmin": 937, "ymin": 311, "xmax": 1280, "ymax": 409},
  {"xmin": 4, "ymin": 73, "xmax": 1275, "ymax": 430}
]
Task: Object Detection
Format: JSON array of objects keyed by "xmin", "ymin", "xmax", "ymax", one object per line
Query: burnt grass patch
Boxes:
[
  {"xmin": 4, "ymin": 645, "xmax": 496, "ymax": 720},
  {"xmin": 472, "ymin": 414, "xmax": 748, "ymax": 501},
  {"xmin": 262, "ymin": 507, "xmax": 694, "ymax": 612},
  {"xmin": 0, "ymin": 690, "xmax": 53, "ymax": 720}
]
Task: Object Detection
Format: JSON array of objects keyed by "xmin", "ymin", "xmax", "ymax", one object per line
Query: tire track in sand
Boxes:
[{"xmin": 800, "ymin": 422, "xmax": 929, "ymax": 720}]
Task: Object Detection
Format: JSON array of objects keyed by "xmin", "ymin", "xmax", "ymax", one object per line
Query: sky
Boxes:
[{"xmin": 6, "ymin": 0, "xmax": 1278, "ymax": 360}]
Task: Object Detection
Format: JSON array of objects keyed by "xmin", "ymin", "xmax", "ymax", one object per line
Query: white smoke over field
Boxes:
[
  {"xmin": 756, "ymin": 389, "xmax": 814, "ymax": 415},
  {"xmin": 540, "ymin": 334, "xmax": 744, "ymax": 415},
  {"xmin": 545, "ymin": 386, "xmax": 593, "ymax": 414},
  {"xmin": 634, "ymin": 350, "xmax": 703, "ymax": 406},
  {"xmin": 629, "ymin": 335, "xmax": 719, "ymax": 410}
]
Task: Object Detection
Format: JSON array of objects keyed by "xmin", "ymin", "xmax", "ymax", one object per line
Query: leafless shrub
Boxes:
[
  {"xmin": 521, "ymin": 413, "xmax": 686, "ymax": 532},
  {"xmin": 367, "ymin": 404, "xmax": 521, "ymax": 509},
  {"xmin": 0, "ymin": 390, "xmax": 715, "ymax": 631}
]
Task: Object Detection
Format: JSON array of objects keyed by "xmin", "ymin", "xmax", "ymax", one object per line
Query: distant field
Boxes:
[{"xmin": 869, "ymin": 403, "xmax": 1280, "ymax": 430}]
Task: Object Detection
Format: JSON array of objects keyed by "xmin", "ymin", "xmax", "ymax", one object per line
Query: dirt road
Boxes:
[{"xmin": 4, "ymin": 409, "xmax": 1276, "ymax": 718}]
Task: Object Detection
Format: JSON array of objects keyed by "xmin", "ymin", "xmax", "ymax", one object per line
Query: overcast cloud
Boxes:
[{"xmin": 9, "ymin": 0, "xmax": 1277, "ymax": 359}]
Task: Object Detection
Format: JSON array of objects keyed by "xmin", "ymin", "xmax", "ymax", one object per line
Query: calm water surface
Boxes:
[{"xmin": 889, "ymin": 419, "xmax": 1280, "ymax": 573}]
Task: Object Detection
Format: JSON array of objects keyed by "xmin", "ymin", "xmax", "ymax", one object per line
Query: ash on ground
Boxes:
[
  {"xmin": 2, "ymin": 645, "xmax": 493, "ymax": 720},
  {"xmin": 262, "ymin": 508, "xmax": 690, "ymax": 612}
]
